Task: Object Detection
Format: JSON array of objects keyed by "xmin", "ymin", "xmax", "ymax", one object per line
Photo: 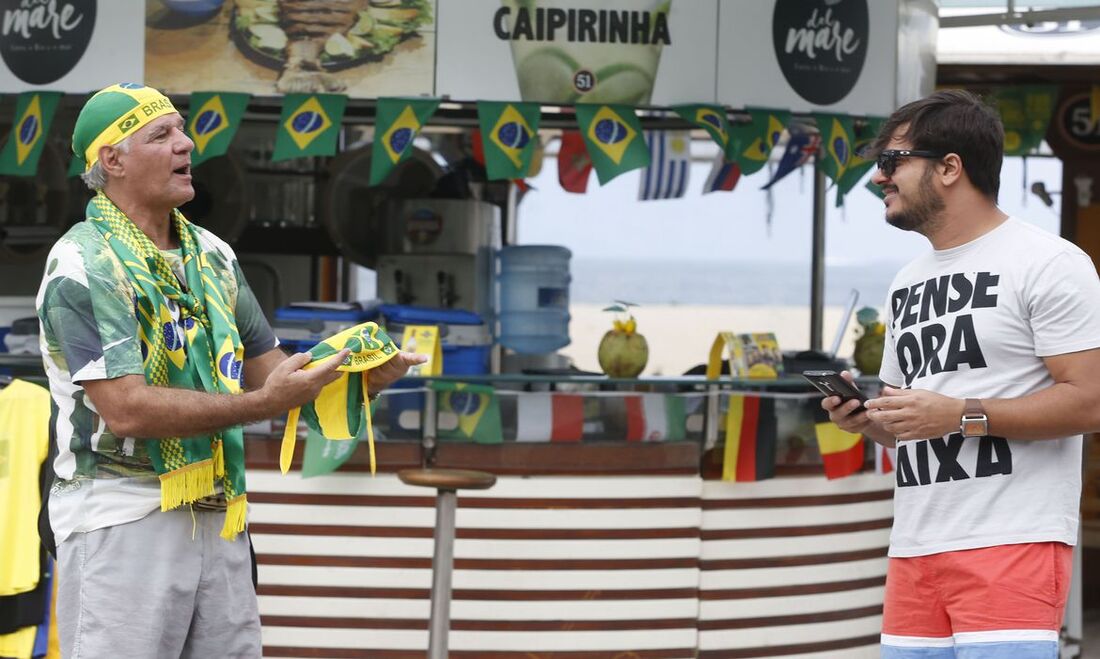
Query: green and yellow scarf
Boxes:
[{"xmin": 87, "ymin": 193, "xmax": 247, "ymax": 540}]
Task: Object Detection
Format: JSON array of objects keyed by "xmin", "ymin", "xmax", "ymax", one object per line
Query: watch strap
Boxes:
[{"xmin": 963, "ymin": 398, "xmax": 985, "ymax": 417}]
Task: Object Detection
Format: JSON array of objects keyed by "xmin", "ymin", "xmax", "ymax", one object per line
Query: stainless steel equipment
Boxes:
[
  {"xmin": 375, "ymin": 199, "xmax": 500, "ymax": 319},
  {"xmin": 324, "ymin": 145, "xmax": 444, "ymax": 268}
]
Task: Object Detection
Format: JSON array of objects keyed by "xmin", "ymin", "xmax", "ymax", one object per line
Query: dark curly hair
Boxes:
[{"xmin": 872, "ymin": 89, "xmax": 1004, "ymax": 202}]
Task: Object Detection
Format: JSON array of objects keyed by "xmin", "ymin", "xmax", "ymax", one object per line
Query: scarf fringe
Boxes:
[
  {"xmin": 220, "ymin": 495, "xmax": 248, "ymax": 541},
  {"xmin": 212, "ymin": 439, "xmax": 225, "ymax": 478},
  {"xmin": 159, "ymin": 460, "xmax": 215, "ymax": 511}
]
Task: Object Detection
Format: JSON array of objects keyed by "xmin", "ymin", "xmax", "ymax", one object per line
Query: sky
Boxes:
[{"xmin": 516, "ymin": 140, "xmax": 1063, "ymax": 269}]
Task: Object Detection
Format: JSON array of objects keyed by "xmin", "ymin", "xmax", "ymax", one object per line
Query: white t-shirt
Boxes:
[{"xmin": 879, "ymin": 217, "xmax": 1100, "ymax": 557}]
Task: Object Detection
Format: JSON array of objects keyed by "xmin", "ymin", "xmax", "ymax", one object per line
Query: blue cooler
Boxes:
[
  {"xmin": 379, "ymin": 304, "xmax": 490, "ymax": 375},
  {"xmin": 379, "ymin": 305, "xmax": 492, "ymax": 439},
  {"xmin": 273, "ymin": 301, "xmax": 380, "ymax": 353}
]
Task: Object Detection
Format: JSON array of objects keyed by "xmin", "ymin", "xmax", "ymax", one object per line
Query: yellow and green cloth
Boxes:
[
  {"xmin": 280, "ymin": 322, "xmax": 400, "ymax": 476},
  {"xmin": 87, "ymin": 193, "xmax": 249, "ymax": 540},
  {"xmin": 72, "ymin": 83, "xmax": 178, "ymax": 172}
]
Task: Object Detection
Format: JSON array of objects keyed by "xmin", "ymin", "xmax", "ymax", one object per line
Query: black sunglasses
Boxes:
[{"xmin": 876, "ymin": 149, "xmax": 945, "ymax": 177}]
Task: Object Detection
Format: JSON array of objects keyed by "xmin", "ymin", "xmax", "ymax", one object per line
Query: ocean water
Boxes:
[{"xmin": 570, "ymin": 258, "xmax": 905, "ymax": 308}]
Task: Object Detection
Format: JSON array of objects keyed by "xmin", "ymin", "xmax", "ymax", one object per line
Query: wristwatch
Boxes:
[{"xmin": 960, "ymin": 398, "xmax": 988, "ymax": 437}]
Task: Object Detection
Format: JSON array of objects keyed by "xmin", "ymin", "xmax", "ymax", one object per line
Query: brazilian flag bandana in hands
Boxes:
[{"xmin": 280, "ymin": 322, "xmax": 400, "ymax": 476}]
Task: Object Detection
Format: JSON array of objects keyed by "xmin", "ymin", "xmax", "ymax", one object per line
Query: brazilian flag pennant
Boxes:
[
  {"xmin": 0, "ymin": 92, "xmax": 61, "ymax": 177},
  {"xmin": 836, "ymin": 117, "xmax": 885, "ymax": 207},
  {"xmin": 67, "ymin": 152, "xmax": 83, "ymax": 178},
  {"xmin": 477, "ymin": 101, "xmax": 540, "ymax": 181},
  {"xmin": 66, "ymin": 92, "xmax": 92, "ymax": 178},
  {"xmin": 728, "ymin": 109, "xmax": 790, "ymax": 175},
  {"xmin": 992, "ymin": 85, "xmax": 1058, "ymax": 156},
  {"xmin": 814, "ymin": 113, "xmax": 855, "ymax": 186},
  {"xmin": 370, "ymin": 97, "xmax": 440, "ymax": 186},
  {"xmin": 574, "ymin": 103, "xmax": 650, "ymax": 185},
  {"xmin": 187, "ymin": 92, "xmax": 250, "ymax": 166},
  {"xmin": 273, "ymin": 93, "xmax": 347, "ymax": 162},
  {"xmin": 301, "ymin": 405, "xmax": 379, "ymax": 478},
  {"xmin": 431, "ymin": 381, "xmax": 502, "ymax": 444},
  {"xmin": 866, "ymin": 178, "xmax": 885, "ymax": 200},
  {"xmin": 672, "ymin": 104, "xmax": 732, "ymax": 156}
]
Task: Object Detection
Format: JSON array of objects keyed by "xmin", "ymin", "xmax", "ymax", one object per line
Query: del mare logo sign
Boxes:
[
  {"xmin": 1, "ymin": 0, "xmax": 95, "ymax": 84},
  {"xmin": 772, "ymin": 0, "xmax": 868, "ymax": 106}
]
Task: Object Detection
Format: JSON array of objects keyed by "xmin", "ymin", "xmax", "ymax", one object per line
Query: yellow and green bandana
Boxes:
[
  {"xmin": 87, "ymin": 192, "xmax": 248, "ymax": 540},
  {"xmin": 280, "ymin": 322, "xmax": 399, "ymax": 476},
  {"xmin": 72, "ymin": 82, "xmax": 178, "ymax": 172}
]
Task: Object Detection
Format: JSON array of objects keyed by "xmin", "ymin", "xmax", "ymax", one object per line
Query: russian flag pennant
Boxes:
[{"xmin": 703, "ymin": 153, "xmax": 741, "ymax": 194}]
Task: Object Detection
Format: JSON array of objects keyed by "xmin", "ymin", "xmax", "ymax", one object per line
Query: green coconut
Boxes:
[{"xmin": 598, "ymin": 316, "xmax": 648, "ymax": 378}]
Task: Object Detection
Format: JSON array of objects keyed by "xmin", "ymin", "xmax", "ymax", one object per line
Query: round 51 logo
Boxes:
[
  {"xmin": 772, "ymin": 0, "xmax": 868, "ymax": 106},
  {"xmin": 0, "ymin": 0, "xmax": 96, "ymax": 85},
  {"xmin": 1057, "ymin": 93, "xmax": 1100, "ymax": 151}
]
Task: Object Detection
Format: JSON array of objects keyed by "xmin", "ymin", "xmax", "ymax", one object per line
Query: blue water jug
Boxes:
[{"xmin": 498, "ymin": 245, "xmax": 571, "ymax": 353}]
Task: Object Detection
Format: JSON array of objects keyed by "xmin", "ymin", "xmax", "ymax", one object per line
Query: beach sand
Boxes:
[{"xmin": 559, "ymin": 304, "xmax": 863, "ymax": 376}]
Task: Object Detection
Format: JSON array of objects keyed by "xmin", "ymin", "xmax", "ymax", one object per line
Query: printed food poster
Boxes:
[{"xmin": 144, "ymin": 0, "xmax": 435, "ymax": 97}]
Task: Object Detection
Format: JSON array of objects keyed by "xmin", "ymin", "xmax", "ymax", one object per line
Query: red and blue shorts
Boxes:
[{"xmin": 881, "ymin": 542, "xmax": 1071, "ymax": 659}]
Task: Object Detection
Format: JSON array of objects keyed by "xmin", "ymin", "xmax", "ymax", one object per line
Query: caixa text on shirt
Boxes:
[
  {"xmin": 890, "ymin": 272, "xmax": 999, "ymax": 386},
  {"xmin": 896, "ymin": 435, "xmax": 1012, "ymax": 488}
]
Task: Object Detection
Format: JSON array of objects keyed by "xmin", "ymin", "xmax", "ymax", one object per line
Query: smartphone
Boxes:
[{"xmin": 802, "ymin": 370, "xmax": 868, "ymax": 409}]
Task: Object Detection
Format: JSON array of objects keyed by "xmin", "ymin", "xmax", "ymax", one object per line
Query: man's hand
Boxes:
[
  {"xmin": 821, "ymin": 370, "xmax": 873, "ymax": 435},
  {"xmin": 367, "ymin": 351, "xmax": 429, "ymax": 397},
  {"xmin": 864, "ymin": 386, "xmax": 965, "ymax": 441},
  {"xmin": 258, "ymin": 349, "xmax": 350, "ymax": 415},
  {"xmin": 820, "ymin": 371, "xmax": 896, "ymax": 446}
]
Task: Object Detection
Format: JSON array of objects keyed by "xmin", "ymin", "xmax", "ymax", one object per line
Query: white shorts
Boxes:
[{"xmin": 56, "ymin": 507, "xmax": 260, "ymax": 658}]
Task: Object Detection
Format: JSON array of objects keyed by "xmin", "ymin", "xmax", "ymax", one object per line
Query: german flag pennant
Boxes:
[{"xmin": 722, "ymin": 395, "xmax": 776, "ymax": 482}]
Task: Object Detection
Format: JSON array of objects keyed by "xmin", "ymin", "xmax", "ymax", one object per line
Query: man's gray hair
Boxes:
[{"xmin": 79, "ymin": 136, "xmax": 131, "ymax": 191}]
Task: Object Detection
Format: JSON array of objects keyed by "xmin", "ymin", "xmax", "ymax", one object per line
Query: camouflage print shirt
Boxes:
[{"xmin": 36, "ymin": 220, "xmax": 277, "ymax": 543}]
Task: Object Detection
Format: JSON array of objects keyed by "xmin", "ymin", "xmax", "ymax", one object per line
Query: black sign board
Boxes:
[
  {"xmin": 1057, "ymin": 93, "xmax": 1100, "ymax": 152},
  {"xmin": 772, "ymin": 0, "xmax": 869, "ymax": 106},
  {"xmin": 0, "ymin": 0, "xmax": 96, "ymax": 85}
]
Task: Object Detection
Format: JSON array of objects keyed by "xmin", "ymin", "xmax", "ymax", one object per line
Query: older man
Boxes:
[{"xmin": 37, "ymin": 83, "xmax": 424, "ymax": 657}]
